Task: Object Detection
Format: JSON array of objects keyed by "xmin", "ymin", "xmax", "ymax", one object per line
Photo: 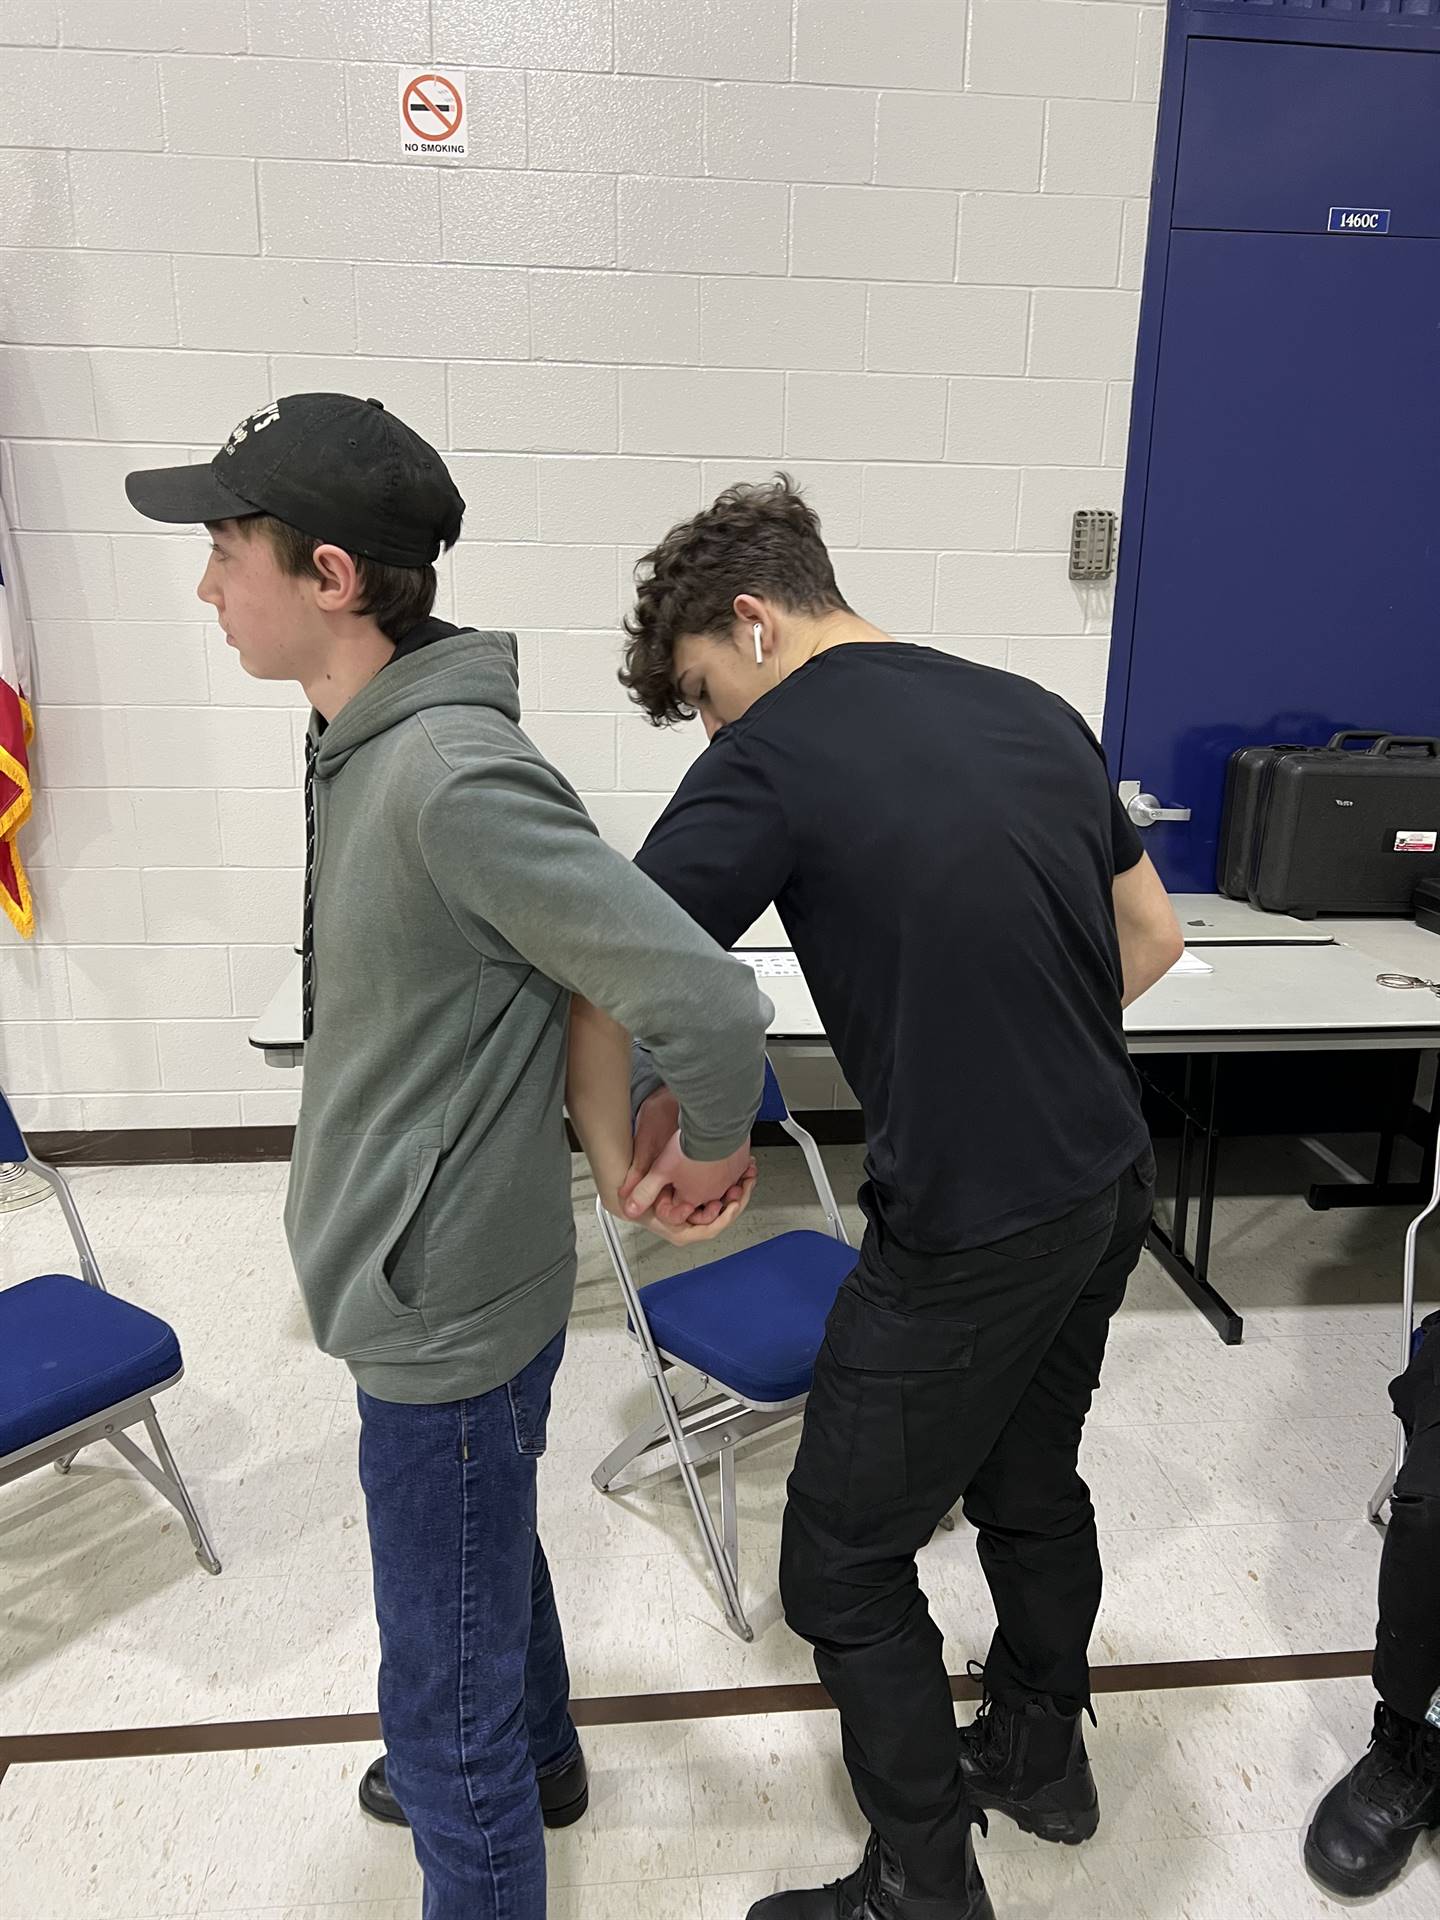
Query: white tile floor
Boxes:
[
  {"xmin": 1, "ymin": 1137, "xmax": 1437, "ymax": 1914},
  {"xmin": 1, "ymin": 1688, "xmax": 1436, "ymax": 1919}
]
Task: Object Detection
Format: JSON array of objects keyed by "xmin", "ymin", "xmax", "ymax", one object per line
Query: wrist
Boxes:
[{"xmin": 678, "ymin": 1127, "xmax": 750, "ymax": 1163}]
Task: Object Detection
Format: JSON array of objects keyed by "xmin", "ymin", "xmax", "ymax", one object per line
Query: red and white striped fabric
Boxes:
[{"xmin": 0, "ymin": 490, "xmax": 35, "ymax": 940}]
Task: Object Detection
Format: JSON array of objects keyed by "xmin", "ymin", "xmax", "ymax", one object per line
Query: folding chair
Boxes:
[
  {"xmin": 1368, "ymin": 1121, "xmax": 1440, "ymax": 1526},
  {"xmin": 0, "ymin": 1090, "xmax": 221, "ymax": 1574},
  {"xmin": 591, "ymin": 1060, "xmax": 856, "ymax": 1641}
]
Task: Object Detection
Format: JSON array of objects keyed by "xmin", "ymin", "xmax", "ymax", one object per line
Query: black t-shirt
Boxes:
[{"xmin": 634, "ymin": 643, "xmax": 1149, "ymax": 1254}]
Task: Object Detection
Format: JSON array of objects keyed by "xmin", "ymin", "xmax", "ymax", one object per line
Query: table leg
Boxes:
[
  {"xmin": 1145, "ymin": 1053, "xmax": 1245, "ymax": 1346},
  {"xmin": 1308, "ymin": 1057, "xmax": 1437, "ymax": 1211}
]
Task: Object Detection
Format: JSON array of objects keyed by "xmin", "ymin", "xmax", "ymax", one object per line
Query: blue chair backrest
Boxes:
[
  {"xmin": 758, "ymin": 1058, "xmax": 789, "ymax": 1126},
  {"xmin": 0, "ymin": 1089, "xmax": 27, "ymax": 1166}
]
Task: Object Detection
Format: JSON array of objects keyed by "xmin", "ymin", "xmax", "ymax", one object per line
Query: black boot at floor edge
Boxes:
[
  {"xmin": 956, "ymin": 1663, "xmax": 1100, "ymax": 1847},
  {"xmin": 744, "ymin": 1830, "xmax": 995, "ymax": 1919},
  {"xmin": 357, "ymin": 1747, "xmax": 590, "ymax": 1831},
  {"xmin": 1304, "ymin": 1702, "xmax": 1440, "ymax": 1898}
]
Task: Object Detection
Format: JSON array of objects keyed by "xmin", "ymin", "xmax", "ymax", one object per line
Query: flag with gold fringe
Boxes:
[{"xmin": 0, "ymin": 488, "xmax": 36, "ymax": 940}]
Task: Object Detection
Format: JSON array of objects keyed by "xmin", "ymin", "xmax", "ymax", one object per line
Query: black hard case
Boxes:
[
  {"xmin": 1248, "ymin": 735, "xmax": 1440, "ymax": 917},
  {"xmin": 1216, "ymin": 743, "xmax": 1312, "ymax": 900}
]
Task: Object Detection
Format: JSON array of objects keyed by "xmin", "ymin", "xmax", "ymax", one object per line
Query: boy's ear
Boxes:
[{"xmin": 309, "ymin": 543, "xmax": 364, "ymax": 609}]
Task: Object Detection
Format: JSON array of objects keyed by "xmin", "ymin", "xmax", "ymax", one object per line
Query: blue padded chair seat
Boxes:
[
  {"xmin": 639, "ymin": 1231, "xmax": 857, "ymax": 1405},
  {"xmin": 0, "ymin": 1273, "xmax": 183, "ymax": 1457}
]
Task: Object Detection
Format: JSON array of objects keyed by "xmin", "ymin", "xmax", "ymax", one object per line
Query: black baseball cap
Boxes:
[{"xmin": 124, "ymin": 392, "xmax": 465, "ymax": 568}]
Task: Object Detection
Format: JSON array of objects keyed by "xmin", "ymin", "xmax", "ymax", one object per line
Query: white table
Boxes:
[
  {"xmin": 247, "ymin": 903, "xmax": 1421, "ymax": 1063},
  {"xmin": 1166, "ymin": 893, "xmax": 1333, "ymax": 945},
  {"xmin": 249, "ymin": 900, "xmax": 1440, "ymax": 1342}
]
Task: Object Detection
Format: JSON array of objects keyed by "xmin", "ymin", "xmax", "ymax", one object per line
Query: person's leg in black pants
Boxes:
[
  {"xmin": 964, "ymin": 1156, "xmax": 1155, "ymax": 1708},
  {"xmin": 1375, "ymin": 1310, "xmax": 1440, "ymax": 1726},
  {"xmin": 954, "ymin": 1156, "xmax": 1154, "ymax": 1845},
  {"xmin": 1306, "ymin": 1312, "xmax": 1440, "ymax": 1898},
  {"xmin": 770, "ymin": 1159, "xmax": 1151, "ymax": 1908}
]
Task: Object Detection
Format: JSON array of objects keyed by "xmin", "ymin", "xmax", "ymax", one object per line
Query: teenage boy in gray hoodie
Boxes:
[{"xmin": 125, "ymin": 396, "xmax": 770, "ymax": 1920}]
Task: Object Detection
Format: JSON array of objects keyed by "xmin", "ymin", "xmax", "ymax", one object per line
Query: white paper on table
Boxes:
[
  {"xmin": 737, "ymin": 948, "xmax": 1212, "ymax": 981},
  {"xmin": 737, "ymin": 951, "xmax": 802, "ymax": 976}
]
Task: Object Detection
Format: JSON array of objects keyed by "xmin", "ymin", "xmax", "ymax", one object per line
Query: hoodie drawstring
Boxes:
[{"xmin": 302, "ymin": 731, "xmax": 317, "ymax": 1041}]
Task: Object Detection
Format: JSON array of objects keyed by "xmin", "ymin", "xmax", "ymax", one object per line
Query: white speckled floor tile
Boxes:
[
  {"xmin": 1094, "ymin": 1326, "xmax": 1392, "ymax": 1430},
  {"xmin": 547, "ymin": 1719, "xmax": 698, "ymax": 1888},
  {"xmin": 1090, "ymin": 1526, "xmax": 1284, "ymax": 1664},
  {"xmin": 6, "ymin": 1686, "xmax": 1433, "ymax": 1917},
  {"xmin": 1147, "ymin": 1420, "xmax": 1364, "ymax": 1526},
  {"xmin": 668, "ymin": 1560, "xmax": 816, "ymax": 1692},
  {"xmin": 1202, "ymin": 1521, "xmax": 1384, "ymax": 1654},
  {"xmin": 1076, "ymin": 1423, "xmax": 1196, "ymax": 1531},
  {"xmin": 194, "ymin": 1747, "xmax": 419, "ymax": 1911},
  {"xmin": 0, "ymin": 1749, "xmax": 228, "ymax": 1920},
  {"xmin": 195, "ymin": 1907, "xmax": 415, "ymax": 1920},
  {"xmin": 548, "ymin": 1552, "xmax": 684, "ymax": 1697},
  {"xmin": 1291, "ymin": 1413, "xmax": 1402, "ymax": 1518},
  {"xmin": 23, "ymin": 1572, "xmax": 290, "ymax": 1735},
  {"xmin": 1072, "ymin": 1681, "xmax": 1347, "ymax": 1849},
  {"xmin": 287, "ymin": 1396, "xmax": 369, "ymax": 1578},
  {"xmin": 263, "ymin": 1562, "xmax": 380, "ymax": 1719},
  {"xmin": 548, "ymin": 1878, "xmax": 704, "ymax": 1920},
  {"xmin": 684, "ymin": 1710, "xmax": 868, "ymax": 1879},
  {"xmin": 1302, "ymin": 1671, "xmax": 1382, "ymax": 1759},
  {"xmin": 538, "ymin": 1441, "xmax": 684, "ymax": 1564}
]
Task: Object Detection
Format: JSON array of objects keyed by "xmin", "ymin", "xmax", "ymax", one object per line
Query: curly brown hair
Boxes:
[{"xmin": 620, "ymin": 475, "xmax": 849, "ymax": 724}]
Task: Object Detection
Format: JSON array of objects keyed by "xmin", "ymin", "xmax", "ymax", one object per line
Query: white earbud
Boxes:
[{"xmin": 752, "ymin": 621, "xmax": 764, "ymax": 666}]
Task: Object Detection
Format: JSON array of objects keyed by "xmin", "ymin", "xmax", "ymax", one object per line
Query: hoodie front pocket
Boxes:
[{"xmin": 368, "ymin": 1140, "xmax": 442, "ymax": 1324}]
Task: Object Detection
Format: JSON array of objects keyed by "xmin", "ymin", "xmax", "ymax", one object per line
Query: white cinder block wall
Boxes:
[{"xmin": 0, "ymin": 0, "xmax": 1163, "ymax": 1131}]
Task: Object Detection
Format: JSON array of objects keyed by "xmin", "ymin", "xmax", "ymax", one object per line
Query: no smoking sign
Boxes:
[{"xmin": 398, "ymin": 69, "xmax": 467, "ymax": 158}]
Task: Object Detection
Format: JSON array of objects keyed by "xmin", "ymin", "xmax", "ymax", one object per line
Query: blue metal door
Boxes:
[{"xmin": 1105, "ymin": 5, "xmax": 1440, "ymax": 890}]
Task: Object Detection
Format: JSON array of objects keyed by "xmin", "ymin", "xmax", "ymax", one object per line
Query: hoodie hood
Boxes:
[{"xmin": 314, "ymin": 627, "xmax": 521, "ymax": 777}]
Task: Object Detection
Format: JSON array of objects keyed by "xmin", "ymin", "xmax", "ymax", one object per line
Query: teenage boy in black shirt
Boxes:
[{"xmin": 618, "ymin": 477, "xmax": 1183, "ymax": 1920}]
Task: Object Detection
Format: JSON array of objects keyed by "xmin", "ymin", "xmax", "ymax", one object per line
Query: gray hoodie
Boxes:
[{"xmin": 283, "ymin": 626, "xmax": 769, "ymax": 1404}]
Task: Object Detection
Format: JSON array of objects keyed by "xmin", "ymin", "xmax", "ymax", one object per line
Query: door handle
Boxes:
[{"xmin": 1126, "ymin": 791, "xmax": 1192, "ymax": 828}]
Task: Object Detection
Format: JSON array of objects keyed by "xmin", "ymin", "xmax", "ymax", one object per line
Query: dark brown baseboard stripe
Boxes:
[
  {"xmin": 30, "ymin": 1125, "xmax": 298, "ymax": 1166},
  {"xmin": 0, "ymin": 1649, "xmax": 1372, "ymax": 1769}
]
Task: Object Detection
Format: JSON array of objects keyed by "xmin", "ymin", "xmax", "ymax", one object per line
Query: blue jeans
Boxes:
[{"xmin": 358, "ymin": 1332, "xmax": 579, "ymax": 1920}]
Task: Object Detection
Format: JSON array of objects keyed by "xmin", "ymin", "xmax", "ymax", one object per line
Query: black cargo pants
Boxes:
[
  {"xmin": 1375, "ymin": 1309, "xmax": 1440, "ymax": 1727},
  {"xmin": 779, "ymin": 1152, "xmax": 1155, "ymax": 1896}
]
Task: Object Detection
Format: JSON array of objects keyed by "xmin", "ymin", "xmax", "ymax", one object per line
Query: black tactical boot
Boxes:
[
  {"xmin": 1305, "ymin": 1702, "xmax": 1440, "ymax": 1898},
  {"xmin": 957, "ymin": 1670, "xmax": 1099, "ymax": 1846},
  {"xmin": 745, "ymin": 1829, "xmax": 994, "ymax": 1920},
  {"xmin": 358, "ymin": 1745, "xmax": 589, "ymax": 1830}
]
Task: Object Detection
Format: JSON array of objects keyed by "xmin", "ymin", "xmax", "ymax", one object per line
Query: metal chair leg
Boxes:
[
  {"xmin": 1369, "ymin": 1417, "xmax": 1410, "ymax": 1529},
  {"xmin": 107, "ymin": 1405, "xmax": 221, "ymax": 1574},
  {"xmin": 720, "ymin": 1443, "xmax": 740, "ymax": 1587},
  {"xmin": 682, "ymin": 1454, "xmax": 751, "ymax": 1645},
  {"xmin": 144, "ymin": 1408, "xmax": 221, "ymax": 1574},
  {"xmin": 592, "ymin": 1412, "xmax": 670, "ymax": 1493},
  {"xmin": 1369, "ymin": 1462, "xmax": 1398, "ymax": 1527},
  {"xmin": 655, "ymin": 1389, "xmax": 752, "ymax": 1643},
  {"xmin": 590, "ymin": 1199, "xmax": 757, "ymax": 1639},
  {"xmin": 53, "ymin": 1450, "xmax": 79, "ymax": 1476}
]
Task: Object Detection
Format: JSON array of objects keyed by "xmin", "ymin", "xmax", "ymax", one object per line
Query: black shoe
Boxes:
[
  {"xmin": 745, "ymin": 1831, "xmax": 994, "ymax": 1919},
  {"xmin": 358, "ymin": 1746, "xmax": 589, "ymax": 1831},
  {"xmin": 957, "ymin": 1666, "xmax": 1099, "ymax": 1846},
  {"xmin": 1304, "ymin": 1702, "xmax": 1440, "ymax": 1898}
]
